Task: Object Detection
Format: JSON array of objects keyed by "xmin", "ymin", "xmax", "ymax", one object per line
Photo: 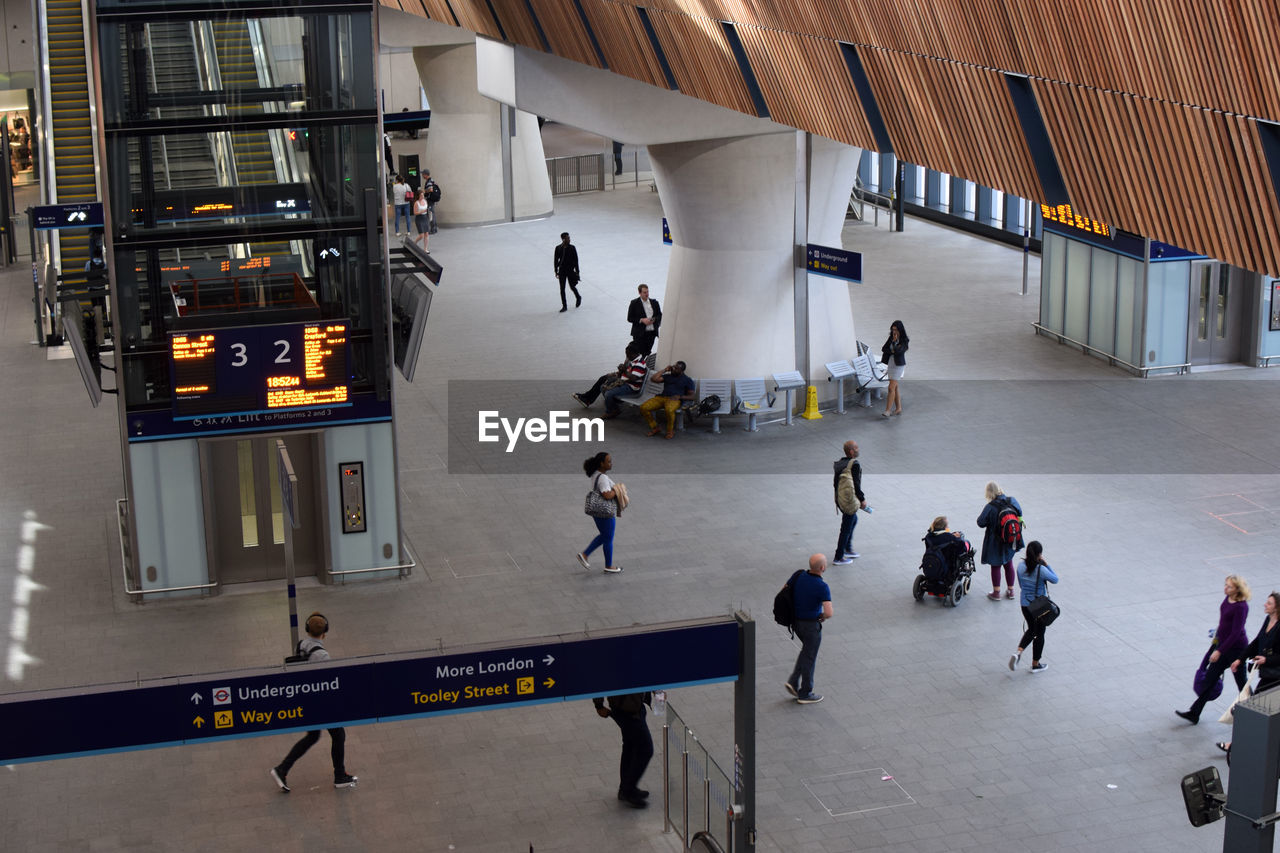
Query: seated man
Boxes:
[
  {"xmin": 640, "ymin": 361, "xmax": 695, "ymax": 439},
  {"xmin": 573, "ymin": 344, "xmax": 647, "ymax": 418}
]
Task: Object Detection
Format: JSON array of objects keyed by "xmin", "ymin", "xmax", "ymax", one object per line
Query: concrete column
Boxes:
[
  {"xmin": 412, "ymin": 43, "xmax": 551, "ymax": 226},
  {"xmin": 649, "ymin": 132, "xmax": 858, "ymax": 384}
]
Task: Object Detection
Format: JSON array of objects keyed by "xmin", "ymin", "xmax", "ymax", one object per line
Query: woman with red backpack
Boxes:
[{"xmin": 977, "ymin": 481, "xmax": 1023, "ymax": 600}]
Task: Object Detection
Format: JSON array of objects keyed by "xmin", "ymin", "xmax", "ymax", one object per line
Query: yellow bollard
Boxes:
[{"xmin": 800, "ymin": 385, "xmax": 823, "ymax": 420}]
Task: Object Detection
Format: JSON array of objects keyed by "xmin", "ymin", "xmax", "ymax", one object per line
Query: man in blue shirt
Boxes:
[
  {"xmin": 785, "ymin": 554, "xmax": 834, "ymax": 704},
  {"xmin": 640, "ymin": 360, "xmax": 695, "ymax": 439}
]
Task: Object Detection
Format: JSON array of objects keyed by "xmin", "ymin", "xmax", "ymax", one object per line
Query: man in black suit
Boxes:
[
  {"xmin": 626, "ymin": 284, "xmax": 661, "ymax": 355},
  {"xmin": 553, "ymin": 232, "xmax": 581, "ymax": 312}
]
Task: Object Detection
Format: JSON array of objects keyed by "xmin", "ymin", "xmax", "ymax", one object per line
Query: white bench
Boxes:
[
  {"xmin": 733, "ymin": 378, "xmax": 776, "ymax": 432},
  {"xmin": 691, "ymin": 378, "xmax": 733, "ymax": 433},
  {"xmin": 850, "ymin": 353, "xmax": 888, "ymax": 407}
]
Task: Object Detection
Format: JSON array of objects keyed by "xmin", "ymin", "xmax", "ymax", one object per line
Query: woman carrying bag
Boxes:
[
  {"xmin": 1219, "ymin": 592, "xmax": 1280, "ymax": 755},
  {"xmin": 1008, "ymin": 541, "xmax": 1057, "ymax": 673},
  {"xmin": 578, "ymin": 452, "xmax": 623, "ymax": 574},
  {"xmin": 1175, "ymin": 575, "xmax": 1251, "ymax": 724}
]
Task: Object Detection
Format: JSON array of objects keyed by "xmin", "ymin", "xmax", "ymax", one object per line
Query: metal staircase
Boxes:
[{"xmin": 43, "ymin": 0, "xmax": 95, "ymax": 275}]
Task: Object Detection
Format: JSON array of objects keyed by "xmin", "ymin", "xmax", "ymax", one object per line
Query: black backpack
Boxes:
[
  {"xmin": 772, "ymin": 570, "xmax": 803, "ymax": 636},
  {"xmin": 284, "ymin": 641, "xmax": 323, "ymax": 664},
  {"xmin": 425, "ymin": 180, "xmax": 441, "ymax": 203}
]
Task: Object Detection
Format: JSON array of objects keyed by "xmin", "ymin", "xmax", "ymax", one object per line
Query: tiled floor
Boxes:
[{"xmin": 1, "ymin": 131, "xmax": 1277, "ymax": 852}]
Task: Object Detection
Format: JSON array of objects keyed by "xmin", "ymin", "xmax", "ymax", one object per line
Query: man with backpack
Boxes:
[
  {"xmin": 269, "ymin": 613, "xmax": 358, "ymax": 791},
  {"xmin": 422, "ymin": 170, "xmax": 441, "ymax": 234},
  {"xmin": 781, "ymin": 554, "xmax": 833, "ymax": 705},
  {"xmin": 831, "ymin": 440, "xmax": 865, "ymax": 565},
  {"xmin": 977, "ymin": 481, "xmax": 1024, "ymax": 600}
]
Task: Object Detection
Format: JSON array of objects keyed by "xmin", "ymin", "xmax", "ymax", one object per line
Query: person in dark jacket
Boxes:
[
  {"xmin": 626, "ymin": 284, "xmax": 661, "ymax": 355},
  {"xmin": 1220, "ymin": 591, "xmax": 1280, "ymax": 755},
  {"xmin": 977, "ymin": 481, "xmax": 1023, "ymax": 600},
  {"xmin": 1176, "ymin": 574, "xmax": 1251, "ymax": 724},
  {"xmin": 593, "ymin": 692, "xmax": 653, "ymax": 808},
  {"xmin": 553, "ymin": 232, "xmax": 581, "ymax": 312},
  {"xmin": 830, "ymin": 440, "xmax": 864, "ymax": 564},
  {"xmin": 879, "ymin": 320, "xmax": 908, "ymax": 417}
]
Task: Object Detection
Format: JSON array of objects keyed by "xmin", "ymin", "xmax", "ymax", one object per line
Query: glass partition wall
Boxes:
[{"xmin": 94, "ymin": 0, "xmax": 385, "ymax": 415}]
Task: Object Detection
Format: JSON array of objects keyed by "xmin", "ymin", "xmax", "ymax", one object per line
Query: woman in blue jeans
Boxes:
[
  {"xmin": 578, "ymin": 452, "xmax": 622, "ymax": 574},
  {"xmin": 1009, "ymin": 540, "xmax": 1057, "ymax": 673}
]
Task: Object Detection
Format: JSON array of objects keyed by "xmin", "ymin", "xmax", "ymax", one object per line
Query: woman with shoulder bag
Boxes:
[
  {"xmin": 578, "ymin": 452, "xmax": 622, "ymax": 574},
  {"xmin": 1008, "ymin": 541, "xmax": 1057, "ymax": 673},
  {"xmin": 1175, "ymin": 575, "xmax": 1251, "ymax": 724},
  {"xmin": 412, "ymin": 190, "xmax": 430, "ymax": 250},
  {"xmin": 1218, "ymin": 591, "xmax": 1280, "ymax": 755}
]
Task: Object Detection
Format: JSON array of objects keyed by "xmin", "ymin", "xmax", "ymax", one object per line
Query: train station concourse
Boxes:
[{"xmin": 1, "ymin": 0, "xmax": 1280, "ymax": 851}]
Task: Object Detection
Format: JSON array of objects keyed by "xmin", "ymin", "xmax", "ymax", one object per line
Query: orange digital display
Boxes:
[
  {"xmin": 169, "ymin": 322, "xmax": 350, "ymax": 418},
  {"xmin": 1040, "ymin": 204, "xmax": 1111, "ymax": 237}
]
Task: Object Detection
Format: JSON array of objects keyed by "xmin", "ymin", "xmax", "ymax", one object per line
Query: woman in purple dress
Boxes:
[{"xmin": 1176, "ymin": 574, "xmax": 1251, "ymax": 724}]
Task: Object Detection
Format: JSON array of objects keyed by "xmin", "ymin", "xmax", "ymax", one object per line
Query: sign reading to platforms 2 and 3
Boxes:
[
  {"xmin": 0, "ymin": 619, "xmax": 740, "ymax": 764},
  {"xmin": 33, "ymin": 202, "xmax": 104, "ymax": 231},
  {"xmin": 805, "ymin": 243, "xmax": 862, "ymax": 282}
]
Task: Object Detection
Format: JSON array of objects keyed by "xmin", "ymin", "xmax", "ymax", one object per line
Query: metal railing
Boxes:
[
  {"xmin": 1031, "ymin": 323, "xmax": 1190, "ymax": 376},
  {"xmin": 664, "ymin": 701, "xmax": 740, "ymax": 851},
  {"xmin": 546, "ymin": 154, "xmax": 605, "ymax": 195},
  {"xmin": 849, "ymin": 177, "xmax": 893, "ymax": 228}
]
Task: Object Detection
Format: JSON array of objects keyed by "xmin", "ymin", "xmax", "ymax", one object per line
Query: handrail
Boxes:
[
  {"xmin": 117, "ymin": 499, "xmax": 220, "ymax": 596},
  {"xmin": 326, "ymin": 535, "xmax": 417, "ymax": 578},
  {"xmin": 691, "ymin": 832, "xmax": 725, "ymax": 853},
  {"xmin": 1031, "ymin": 323, "xmax": 1190, "ymax": 376}
]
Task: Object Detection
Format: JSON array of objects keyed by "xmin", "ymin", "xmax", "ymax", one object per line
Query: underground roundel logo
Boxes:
[{"xmin": 212, "ymin": 686, "xmax": 232, "ymax": 706}]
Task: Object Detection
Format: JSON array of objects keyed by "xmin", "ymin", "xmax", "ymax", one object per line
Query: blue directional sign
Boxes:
[
  {"xmin": 33, "ymin": 202, "xmax": 104, "ymax": 231},
  {"xmin": 662, "ymin": 217, "xmax": 672, "ymax": 245},
  {"xmin": 0, "ymin": 618, "xmax": 740, "ymax": 764},
  {"xmin": 805, "ymin": 243, "xmax": 862, "ymax": 282}
]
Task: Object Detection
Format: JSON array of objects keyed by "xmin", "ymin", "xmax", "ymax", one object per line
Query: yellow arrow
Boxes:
[
  {"xmin": 192, "ymin": 716, "xmax": 205, "ymax": 728},
  {"xmin": 543, "ymin": 678, "xmax": 555, "ymax": 689}
]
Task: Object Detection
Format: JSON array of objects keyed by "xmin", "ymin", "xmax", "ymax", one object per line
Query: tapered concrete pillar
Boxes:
[
  {"xmin": 650, "ymin": 132, "xmax": 859, "ymax": 385},
  {"xmin": 413, "ymin": 43, "xmax": 551, "ymax": 226}
]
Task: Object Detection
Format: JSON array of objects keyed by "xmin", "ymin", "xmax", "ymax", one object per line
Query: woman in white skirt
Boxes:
[{"xmin": 880, "ymin": 320, "xmax": 908, "ymax": 417}]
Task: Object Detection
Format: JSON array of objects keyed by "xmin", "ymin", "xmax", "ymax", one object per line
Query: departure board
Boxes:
[
  {"xmin": 1040, "ymin": 203, "xmax": 1111, "ymax": 237},
  {"xmin": 170, "ymin": 322, "xmax": 350, "ymax": 418}
]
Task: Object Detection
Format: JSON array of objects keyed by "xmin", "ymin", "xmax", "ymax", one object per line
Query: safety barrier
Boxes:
[
  {"xmin": 546, "ymin": 154, "xmax": 605, "ymax": 195},
  {"xmin": 663, "ymin": 701, "xmax": 741, "ymax": 851}
]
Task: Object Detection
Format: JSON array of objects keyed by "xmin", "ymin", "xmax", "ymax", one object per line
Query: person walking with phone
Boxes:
[
  {"xmin": 879, "ymin": 320, "xmax": 908, "ymax": 417},
  {"xmin": 270, "ymin": 613, "xmax": 358, "ymax": 791},
  {"xmin": 1008, "ymin": 541, "xmax": 1057, "ymax": 673}
]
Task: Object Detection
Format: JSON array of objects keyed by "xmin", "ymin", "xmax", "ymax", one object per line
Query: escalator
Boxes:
[
  {"xmin": 44, "ymin": 0, "xmax": 96, "ymax": 276},
  {"xmin": 209, "ymin": 19, "xmax": 291, "ymax": 257}
]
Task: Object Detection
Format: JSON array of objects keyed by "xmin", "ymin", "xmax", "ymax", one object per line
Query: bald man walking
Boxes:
[{"xmin": 784, "ymin": 554, "xmax": 833, "ymax": 705}]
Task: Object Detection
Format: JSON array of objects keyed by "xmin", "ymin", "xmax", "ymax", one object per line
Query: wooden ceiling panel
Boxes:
[
  {"xmin": 642, "ymin": 9, "xmax": 757, "ymax": 116},
  {"xmin": 584, "ymin": 3, "xmax": 670, "ymax": 89},
  {"xmin": 1036, "ymin": 81, "xmax": 1280, "ymax": 275},
  {"xmin": 735, "ymin": 26, "xmax": 877, "ymax": 148},
  {"xmin": 858, "ymin": 48, "xmax": 1042, "ymax": 200},
  {"xmin": 487, "ymin": 0, "xmax": 552, "ymax": 51},
  {"xmin": 440, "ymin": 0, "xmax": 501, "ymax": 37},
  {"xmin": 526, "ymin": 0, "xmax": 603, "ymax": 67}
]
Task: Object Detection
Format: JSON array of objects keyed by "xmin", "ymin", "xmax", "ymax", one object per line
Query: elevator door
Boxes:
[
  {"xmin": 1189, "ymin": 262, "xmax": 1244, "ymax": 365},
  {"xmin": 204, "ymin": 434, "xmax": 321, "ymax": 584}
]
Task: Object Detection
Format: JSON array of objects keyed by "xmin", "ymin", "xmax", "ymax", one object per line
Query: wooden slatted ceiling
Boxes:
[
  {"xmin": 447, "ymin": 0, "xmax": 502, "ymax": 38},
  {"xmin": 585, "ymin": 3, "xmax": 671, "ymax": 89},
  {"xmin": 735, "ymin": 26, "xmax": 876, "ymax": 149},
  {"xmin": 858, "ymin": 46, "xmax": 1043, "ymax": 200},
  {"xmin": 1035, "ymin": 79, "xmax": 1280, "ymax": 276},
  {"xmin": 526, "ymin": 0, "xmax": 603, "ymax": 67},
  {"xmin": 483, "ymin": 0, "xmax": 546, "ymax": 51},
  {"xmin": 641, "ymin": 8, "xmax": 757, "ymax": 116}
]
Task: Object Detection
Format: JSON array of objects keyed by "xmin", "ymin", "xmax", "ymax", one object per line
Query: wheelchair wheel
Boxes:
[
  {"xmin": 948, "ymin": 579, "xmax": 965, "ymax": 607},
  {"xmin": 912, "ymin": 574, "xmax": 925, "ymax": 601}
]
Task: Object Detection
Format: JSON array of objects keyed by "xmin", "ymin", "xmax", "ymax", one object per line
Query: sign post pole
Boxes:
[{"xmin": 276, "ymin": 439, "xmax": 300, "ymax": 650}]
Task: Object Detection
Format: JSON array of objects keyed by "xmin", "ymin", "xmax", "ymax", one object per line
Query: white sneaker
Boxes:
[
  {"xmin": 1008, "ymin": 652, "xmax": 1020, "ymax": 671},
  {"xmin": 603, "ymin": 565, "xmax": 622, "ymax": 573},
  {"xmin": 576, "ymin": 553, "xmax": 590, "ymax": 569}
]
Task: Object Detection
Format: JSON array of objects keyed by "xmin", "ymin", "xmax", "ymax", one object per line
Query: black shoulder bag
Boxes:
[{"xmin": 1026, "ymin": 565, "xmax": 1060, "ymax": 626}]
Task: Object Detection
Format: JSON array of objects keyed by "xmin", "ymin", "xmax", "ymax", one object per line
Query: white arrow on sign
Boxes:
[
  {"xmin": 190, "ymin": 692, "xmax": 202, "ymax": 704},
  {"xmin": 542, "ymin": 654, "xmax": 554, "ymax": 666},
  {"xmin": 67, "ymin": 211, "xmax": 87, "ymax": 222}
]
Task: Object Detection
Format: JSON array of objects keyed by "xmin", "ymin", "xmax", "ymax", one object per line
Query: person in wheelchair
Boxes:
[{"xmin": 922, "ymin": 516, "xmax": 972, "ymax": 581}]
